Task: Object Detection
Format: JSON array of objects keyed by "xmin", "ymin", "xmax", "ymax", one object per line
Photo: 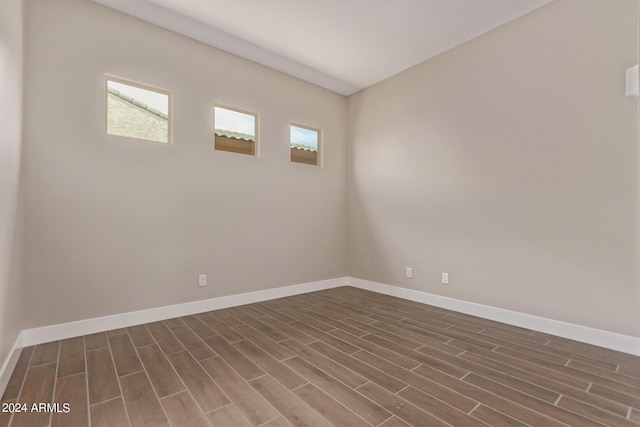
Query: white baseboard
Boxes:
[
  {"xmin": 347, "ymin": 277, "xmax": 640, "ymax": 356},
  {"xmin": 0, "ymin": 333, "xmax": 23, "ymax": 398},
  {"xmin": 11, "ymin": 275, "xmax": 640, "ymax": 366},
  {"xmin": 21, "ymin": 277, "xmax": 347, "ymax": 347}
]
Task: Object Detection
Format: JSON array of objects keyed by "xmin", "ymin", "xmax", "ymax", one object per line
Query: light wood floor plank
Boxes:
[
  {"xmin": 86, "ymin": 348, "xmax": 120, "ymax": 405},
  {"xmin": 463, "ymin": 373, "xmax": 605, "ymax": 427},
  {"xmin": 51, "ymin": 373, "xmax": 88, "ymax": 427},
  {"xmin": 90, "ymin": 398, "xmax": 130, "ymax": 427},
  {"xmin": 179, "ymin": 315, "xmax": 217, "ymax": 340},
  {"xmin": 397, "ymin": 386, "xmax": 487, "ymax": 426},
  {"xmin": 167, "ymin": 324, "xmax": 215, "ymax": 361},
  {"xmin": 290, "ymin": 321, "xmax": 360, "ymax": 354},
  {"xmin": 30, "ymin": 342, "xmax": 59, "ymax": 367},
  {"xmin": 292, "ymin": 383, "xmax": 369, "ymax": 427},
  {"xmin": 167, "ymin": 351, "xmax": 229, "ymax": 413},
  {"xmin": 210, "ymin": 308, "xmax": 244, "ymax": 327},
  {"xmin": 108, "ymin": 333, "xmax": 143, "ymax": 377},
  {"xmin": 356, "ymin": 382, "xmax": 449, "ymax": 427},
  {"xmin": 200, "ymin": 356, "xmax": 278, "ymax": 425},
  {"xmin": 207, "ymin": 404, "xmax": 252, "ymax": 427},
  {"xmin": 250, "ymin": 375, "xmax": 332, "ymax": 427},
  {"xmin": 145, "ymin": 322, "xmax": 185, "ymax": 355},
  {"xmin": 161, "ymin": 391, "xmax": 210, "ymax": 427},
  {"xmin": 259, "ymin": 316, "xmax": 317, "ymax": 345},
  {"xmin": 330, "ymin": 329, "xmax": 421, "ymax": 370},
  {"xmin": 469, "ymin": 404, "xmax": 529, "ymax": 427},
  {"xmin": 233, "ymin": 339, "xmax": 307, "ymax": 390},
  {"xmin": 203, "ymin": 335, "xmax": 265, "ymax": 381},
  {"xmin": 119, "ymin": 372, "xmax": 170, "ymax": 427},
  {"xmin": 127, "ymin": 325, "xmax": 154, "ymax": 347},
  {"xmin": 279, "ymin": 339, "xmax": 368, "ymax": 389},
  {"xmin": 309, "ymin": 341, "xmax": 407, "ymax": 393},
  {"xmin": 283, "ymin": 356, "xmax": 390, "ymax": 425},
  {"xmin": 136, "ymin": 344, "xmax": 185, "ymax": 398},
  {"xmin": 352, "ymin": 349, "xmax": 477, "ymax": 413},
  {"xmin": 378, "ymin": 416, "xmax": 412, "ymax": 426},
  {"xmin": 84, "ymin": 332, "xmax": 107, "ymax": 351},
  {"xmin": 57, "ymin": 337, "xmax": 84, "ymax": 378},
  {"xmin": 557, "ymin": 396, "xmax": 639, "ymax": 427},
  {"xmin": 11, "ymin": 363, "xmax": 56, "ymax": 427},
  {"xmin": 233, "ymin": 324, "xmax": 294, "ymax": 361},
  {"xmin": 199, "ymin": 312, "xmax": 245, "ymax": 343}
]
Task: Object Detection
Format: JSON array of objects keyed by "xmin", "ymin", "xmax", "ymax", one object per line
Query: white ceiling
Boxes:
[{"xmin": 91, "ymin": 0, "xmax": 554, "ymax": 95}]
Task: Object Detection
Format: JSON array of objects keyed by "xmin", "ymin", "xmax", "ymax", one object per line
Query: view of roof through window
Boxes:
[
  {"xmin": 290, "ymin": 124, "xmax": 320, "ymax": 166},
  {"xmin": 106, "ymin": 78, "xmax": 170, "ymax": 143},
  {"xmin": 214, "ymin": 106, "xmax": 256, "ymax": 141},
  {"xmin": 108, "ymin": 81, "xmax": 169, "ymax": 115},
  {"xmin": 290, "ymin": 125, "xmax": 318, "ymax": 152}
]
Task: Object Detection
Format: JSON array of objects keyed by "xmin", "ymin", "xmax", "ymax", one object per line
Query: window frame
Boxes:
[{"xmin": 104, "ymin": 74, "xmax": 173, "ymax": 144}]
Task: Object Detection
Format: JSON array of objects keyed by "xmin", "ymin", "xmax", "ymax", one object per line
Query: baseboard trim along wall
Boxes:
[
  {"xmin": 4, "ymin": 275, "xmax": 639, "ymax": 396},
  {"xmin": 348, "ymin": 277, "xmax": 640, "ymax": 356},
  {"xmin": 20, "ymin": 277, "xmax": 347, "ymax": 347},
  {"xmin": 16, "ymin": 277, "xmax": 640, "ymax": 353}
]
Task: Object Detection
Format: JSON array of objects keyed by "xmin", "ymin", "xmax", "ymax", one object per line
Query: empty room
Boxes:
[{"xmin": 1, "ymin": 0, "xmax": 640, "ymax": 425}]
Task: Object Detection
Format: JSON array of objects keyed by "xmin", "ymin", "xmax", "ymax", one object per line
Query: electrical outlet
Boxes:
[
  {"xmin": 406, "ymin": 267, "xmax": 413, "ymax": 278},
  {"xmin": 442, "ymin": 272, "xmax": 449, "ymax": 284},
  {"xmin": 198, "ymin": 274, "xmax": 207, "ymax": 287}
]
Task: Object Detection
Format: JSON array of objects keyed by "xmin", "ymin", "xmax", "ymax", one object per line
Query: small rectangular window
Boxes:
[
  {"xmin": 214, "ymin": 105, "xmax": 258, "ymax": 156},
  {"xmin": 105, "ymin": 76, "xmax": 171, "ymax": 144},
  {"xmin": 290, "ymin": 123, "xmax": 320, "ymax": 166}
]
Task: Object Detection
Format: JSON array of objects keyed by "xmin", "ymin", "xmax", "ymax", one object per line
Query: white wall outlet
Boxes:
[
  {"xmin": 406, "ymin": 267, "xmax": 413, "ymax": 278},
  {"xmin": 442, "ymin": 272, "xmax": 449, "ymax": 284},
  {"xmin": 198, "ymin": 274, "xmax": 207, "ymax": 287}
]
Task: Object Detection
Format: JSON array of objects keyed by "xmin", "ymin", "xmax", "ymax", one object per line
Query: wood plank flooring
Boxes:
[{"xmin": 2, "ymin": 286, "xmax": 639, "ymax": 426}]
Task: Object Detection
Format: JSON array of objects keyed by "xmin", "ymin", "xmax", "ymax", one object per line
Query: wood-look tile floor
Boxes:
[{"xmin": 2, "ymin": 286, "xmax": 640, "ymax": 427}]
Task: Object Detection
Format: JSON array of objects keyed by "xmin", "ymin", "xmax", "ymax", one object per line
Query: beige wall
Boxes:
[
  {"xmin": 0, "ymin": 0, "xmax": 24, "ymax": 365},
  {"xmin": 17, "ymin": 0, "xmax": 640, "ymax": 340},
  {"xmin": 22, "ymin": 0, "xmax": 347, "ymax": 328},
  {"xmin": 348, "ymin": 0, "xmax": 640, "ymax": 337}
]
